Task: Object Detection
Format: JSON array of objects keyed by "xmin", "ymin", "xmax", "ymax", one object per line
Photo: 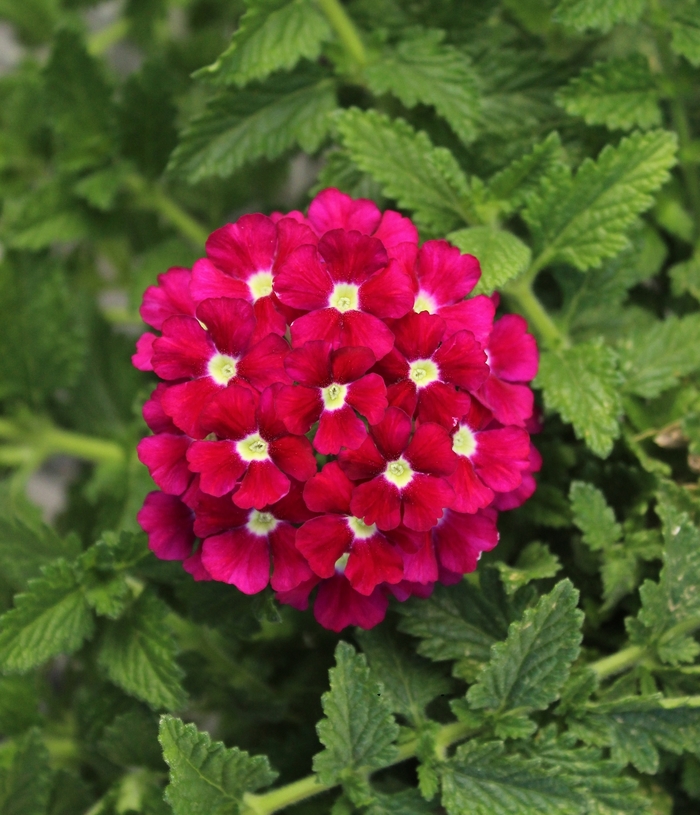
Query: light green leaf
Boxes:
[
  {"xmin": 617, "ymin": 313, "xmax": 700, "ymax": 398},
  {"xmin": 556, "ymin": 56, "xmax": 661, "ymax": 131},
  {"xmin": 525, "ymin": 129, "xmax": 677, "ymax": 271},
  {"xmin": 536, "ymin": 339, "xmax": 623, "ymax": 457},
  {"xmin": 98, "ymin": 591, "xmax": 186, "ymax": 710},
  {"xmin": 199, "ymin": 0, "xmax": 332, "ymax": 87},
  {"xmin": 448, "ymin": 227, "xmax": 531, "ymax": 295},
  {"xmin": 569, "ymin": 482, "xmax": 622, "ymax": 552},
  {"xmin": 159, "ymin": 715, "xmax": 277, "ymax": 815},
  {"xmin": 553, "ymin": 0, "xmax": 646, "ymax": 32},
  {"xmin": 336, "ymin": 108, "xmax": 472, "ymax": 235},
  {"xmin": 0, "ymin": 728, "xmax": 51, "ymax": 815},
  {"xmin": 365, "ymin": 29, "xmax": 479, "ymax": 144},
  {"xmin": 313, "ymin": 642, "xmax": 399, "ymax": 784},
  {"xmin": 467, "ymin": 580, "xmax": 583, "ymax": 712},
  {"xmin": 0, "ymin": 559, "xmax": 95, "ymax": 674},
  {"xmin": 494, "ymin": 542, "xmax": 562, "ymax": 595},
  {"xmin": 74, "ymin": 164, "xmax": 132, "ymax": 211},
  {"xmin": 367, "ymin": 790, "xmax": 436, "ymax": 815},
  {"xmin": 670, "ymin": 253, "xmax": 700, "ymax": 301},
  {"xmin": 169, "ymin": 67, "xmax": 337, "ymax": 182},
  {"xmin": 670, "ymin": 6, "xmax": 700, "ymax": 67}
]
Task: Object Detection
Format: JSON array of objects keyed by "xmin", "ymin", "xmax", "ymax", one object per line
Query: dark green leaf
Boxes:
[
  {"xmin": 0, "ymin": 728, "xmax": 51, "ymax": 815},
  {"xmin": 553, "ymin": 0, "xmax": 646, "ymax": 32},
  {"xmin": 494, "ymin": 542, "xmax": 562, "ymax": 595},
  {"xmin": 569, "ymin": 482, "xmax": 622, "ymax": 552}
]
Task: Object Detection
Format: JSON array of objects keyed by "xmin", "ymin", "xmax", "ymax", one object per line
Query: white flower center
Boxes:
[
  {"xmin": 208, "ymin": 353, "xmax": 238, "ymax": 385},
  {"xmin": 452, "ymin": 425, "xmax": 477, "ymax": 458},
  {"xmin": 321, "ymin": 382, "xmax": 347, "ymax": 410},
  {"xmin": 347, "ymin": 516, "xmax": 377, "ymax": 539},
  {"xmin": 236, "ymin": 432, "xmax": 269, "ymax": 462},
  {"xmin": 409, "ymin": 358, "xmax": 439, "ymax": 388},
  {"xmin": 329, "ymin": 283, "xmax": 359, "ymax": 312},
  {"xmin": 247, "ymin": 510, "xmax": 278, "ymax": 535},
  {"xmin": 248, "ymin": 270, "xmax": 273, "ymax": 301},
  {"xmin": 384, "ymin": 456, "xmax": 413, "ymax": 488},
  {"xmin": 414, "ymin": 291, "xmax": 437, "ymax": 314}
]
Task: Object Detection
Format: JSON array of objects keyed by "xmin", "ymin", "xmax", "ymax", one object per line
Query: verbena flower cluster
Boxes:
[{"xmin": 133, "ymin": 189, "xmax": 539, "ymax": 631}]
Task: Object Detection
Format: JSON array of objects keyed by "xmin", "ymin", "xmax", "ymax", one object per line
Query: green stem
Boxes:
[
  {"xmin": 316, "ymin": 0, "xmax": 367, "ymax": 69},
  {"xmin": 41, "ymin": 427, "xmax": 125, "ymax": 465},
  {"xmin": 241, "ymin": 720, "xmax": 476, "ymax": 815},
  {"xmin": 87, "ymin": 18, "xmax": 129, "ymax": 56},
  {"xmin": 126, "ymin": 175, "xmax": 208, "ymax": 249},
  {"xmin": 590, "ymin": 645, "xmax": 646, "ymax": 680},
  {"xmin": 504, "ymin": 278, "xmax": 569, "ymax": 350},
  {"xmin": 658, "ymin": 694, "xmax": 700, "ymax": 709}
]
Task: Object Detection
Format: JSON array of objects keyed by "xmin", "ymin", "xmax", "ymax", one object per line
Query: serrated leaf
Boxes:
[
  {"xmin": 313, "ymin": 642, "xmax": 399, "ymax": 784},
  {"xmin": 617, "ymin": 313, "xmax": 700, "ymax": 398},
  {"xmin": 448, "ymin": 227, "xmax": 531, "ymax": 295},
  {"xmin": 356, "ymin": 628, "xmax": 451, "ymax": 725},
  {"xmin": 670, "ymin": 6, "xmax": 700, "ymax": 67},
  {"xmin": 570, "ymin": 482, "xmax": 622, "ymax": 552},
  {"xmin": 367, "ymin": 790, "xmax": 436, "ymax": 815},
  {"xmin": 336, "ymin": 108, "xmax": 472, "ymax": 235},
  {"xmin": 494, "ymin": 542, "xmax": 562, "ymax": 595},
  {"xmin": 313, "ymin": 148, "xmax": 384, "ymax": 201},
  {"xmin": 441, "ymin": 741, "xmax": 582, "ymax": 815},
  {"xmin": 365, "ymin": 29, "xmax": 479, "ymax": 144},
  {"xmin": 0, "ymin": 559, "xmax": 94, "ymax": 673},
  {"xmin": 0, "ymin": 728, "xmax": 51, "ymax": 815},
  {"xmin": 525, "ymin": 129, "xmax": 677, "ymax": 271},
  {"xmin": 169, "ymin": 66, "xmax": 337, "ymax": 182},
  {"xmin": 553, "ymin": 0, "xmax": 646, "ymax": 32},
  {"xmin": 98, "ymin": 591, "xmax": 186, "ymax": 710},
  {"xmin": 536, "ymin": 340, "xmax": 623, "ymax": 457},
  {"xmin": 467, "ymin": 580, "xmax": 583, "ymax": 713},
  {"xmin": 556, "ymin": 56, "xmax": 661, "ymax": 131},
  {"xmin": 200, "ymin": 0, "xmax": 331, "ymax": 87},
  {"xmin": 670, "ymin": 253, "xmax": 700, "ymax": 301},
  {"xmin": 159, "ymin": 715, "xmax": 277, "ymax": 815}
]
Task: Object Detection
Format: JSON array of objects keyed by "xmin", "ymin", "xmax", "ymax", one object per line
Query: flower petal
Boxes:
[
  {"xmin": 269, "ymin": 434, "xmax": 317, "ymax": 481},
  {"xmin": 314, "ymin": 574, "xmax": 388, "ymax": 631},
  {"xmin": 401, "ymin": 474, "xmax": 454, "ymax": 531},
  {"xmin": 140, "ymin": 267, "xmax": 195, "ymax": 330},
  {"xmin": 303, "ymin": 461, "xmax": 353, "ymax": 514},
  {"xmin": 339, "ymin": 311, "xmax": 395, "ymax": 359},
  {"xmin": 233, "ymin": 460, "xmax": 290, "ymax": 509},
  {"xmin": 330, "ymin": 346, "xmax": 376, "ymax": 383},
  {"xmin": 290, "ymin": 308, "xmax": 341, "ymax": 348},
  {"xmin": 138, "ymin": 434, "xmax": 192, "ymax": 496},
  {"xmin": 201, "ymin": 528, "xmax": 271, "ymax": 594},
  {"xmin": 476, "ymin": 376, "xmax": 534, "ymax": 427},
  {"xmin": 315, "ymin": 405, "xmax": 368, "ymax": 454},
  {"xmin": 359, "ymin": 259, "xmax": 415, "ymax": 319},
  {"xmin": 186, "ymin": 440, "xmax": 246, "ymax": 497},
  {"xmin": 238, "ymin": 333, "xmax": 291, "ymax": 391},
  {"xmin": 416, "ymin": 240, "xmax": 480, "ymax": 304},
  {"xmin": 405, "ymin": 422, "xmax": 458, "ymax": 476},
  {"xmin": 346, "ymin": 374, "xmax": 388, "ymax": 424},
  {"xmin": 152, "ymin": 316, "xmax": 212, "ymax": 380},
  {"xmin": 337, "ymin": 436, "xmax": 385, "ymax": 481},
  {"xmin": 488, "ymin": 314, "xmax": 539, "ymax": 382},
  {"xmin": 318, "ymin": 229, "xmax": 387, "ymax": 285},
  {"xmin": 446, "ymin": 457, "xmax": 494, "ymax": 514},
  {"xmin": 433, "ymin": 330, "xmax": 489, "ymax": 392},
  {"xmin": 190, "ymin": 258, "xmax": 249, "ymax": 303},
  {"xmin": 296, "ymin": 515, "xmax": 352, "ymax": 577},
  {"xmin": 438, "ymin": 295, "xmax": 495, "ymax": 344},
  {"xmin": 370, "ymin": 406, "xmax": 411, "ymax": 461},
  {"xmin": 345, "ymin": 535, "xmax": 403, "ymax": 595},
  {"xmin": 270, "ymin": 524, "xmax": 313, "ymax": 591},
  {"xmin": 350, "ymin": 478, "xmax": 402, "ymax": 530},
  {"xmin": 161, "ymin": 378, "xmax": 220, "ymax": 438},
  {"xmin": 132, "ymin": 332, "xmax": 156, "ymax": 371},
  {"xmin": 308, "ymin": 188, "xmax": 382, "ymax": 235},
  {"xmin": 392, "ymin": 311, "xmax": 445, "ymax": 361},
  {"xmin": 195, "ymin": 297, "xmax": 255, "ymax": 357},
  {"xmin": 137, "ymin": 492, "xmax": 194, "ymax": 560},
  {"xmin": 199, "ymin": 385, "xmax": 258, "ymax": 439},
  {"xmin": 432, "ymin": 508, "xmax": 499, "ymax": 574},
  {"xmin": 277, "ymin": 385, "xmax": 322, "ymax": 435},
  {"xmin": 205, "ymin": 213, "xmax": 277, "ymax": 277},
  {"xmin": 284, "ymin": 340, "xmax": 332, "ymax": 386},
  {"xmin": 274, "ymin": 244, "xmax": 332, "ymax": 310}
]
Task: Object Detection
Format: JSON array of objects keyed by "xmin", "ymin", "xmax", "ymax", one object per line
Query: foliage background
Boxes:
[{"xmin": 2, "ymin": 0, "xmax": 700, "ymax": 813}]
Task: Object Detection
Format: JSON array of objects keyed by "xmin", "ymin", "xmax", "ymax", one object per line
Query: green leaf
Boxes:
[
  {"xmin": 336, "ymin": 108, "xmax": 472, "ymax": 235},
  {"xmin": 670, "ymin": 6, "xmax": 700, "ymax": 67},
  {"xmin": 73, "ymin": 164, "xmax": 132, "ymax": 211},
  {"xmin": 440, "ymin": 741, "xmax": 582, "ymax": 815},
  {"xmin": 356, "ymin": 628, "xmax": 451, "ymax": 725},
  {"xmin": 617, "ymin": 313, "xmax": 700, "ymax": 398},
  {"xmin": 524, "ymin": 129, "xmax": 677, "ymax": 271},
  {"xmin": 313, "ymin": 641, "xmax": 399, "ymax": 784},
  {"xmin": 0, "ymin": 559, "xmax": 95, "ymax": 673},
  {"xmin": 367, "ymin": 791, "xmax": 436, "ymax": 815},
  {"xmin": 467, "ymin": 580, "xmax": 583, "ymax": 713},
  {"xmin": 448, "ymin": 227, "xmax": 531, "ymax": 295},
  {"xmin": 169, "ymin": 66, "xmax": 336, "ymax": 182},
  {"xmin": 365, "ymin": 29, "xmax": 480, "ymax": 144},
  {"xmin": 553, "ymin": 0, "xmax": 646, "ymax": 32},
  {"xmin": 98, "ymin": 591, "xmax": 186, "ymax": 710},
  {"xmin": 313, "ymin": 148, "xmax": 384, "ymax": 201},
  {"xmin": 0, "ymin": 728, "xmax": 51, "ymax": 815},
  {"xmin": 44, "ymin": 29, "xmax": 116, "ymax": 171},
  {"xmin": 494, "ymin": 542, "xmax": 562, "ymax": 595},
  {"xmin": 200, "ymin": 0, "xmax": 332, "ymax": 87},
  {"xmin": 536, "ymin": 340, "xmax": 623, "ymax": 457},
  {"xmin": 670, "ymin": 252, "xmax": 700, "ymax": 302},
  {"xmin": 159, "ymin": 715, "xmax": 277, "ymax": 815},
  {"xmin": 0, "ymin": 676, "xmax": 41, "ymax": 736},
  {"xmin": 98, "ymin": 709, "xmax": 164, "ymax": 770},
  {"xmin": 556, "ymin": 56, "xmax": 661, "ymax": 131},
  {"xmin": 569, "ymin": 482, "xmax": 622, "ymax": 552}
]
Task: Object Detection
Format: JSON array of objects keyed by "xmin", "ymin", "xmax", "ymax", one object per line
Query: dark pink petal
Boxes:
[
  {"xmin": 373, "ymin": 210, "xmax": 419, "ymax": 249},
  {"xmin": 446, "ymin": 458, "xmax": 494, "ymax": 514},
  {"xmin": 284, "ymin": 341, "xmax": 332, "ymax": 386},
  {"xmin": 434, "ymin": 330, "xmax": 489, "ymax": 391},
  {"xmin": 416, "ymin": 240, "xmax": 480, "ymax": 304},
  {"xmin": 370, "ymin": 406, "xmax": 411, "ymax": 461},
  {"xmin": 190, "ymin": 490, "xmax": 249, "ymax": 537},
  {"xmin": 476, "ymin": 376, "xmax": 534, "ymax": 427},
  {"xmin": 303, "ymin": 461, "xmax": 353, "ymax": 514},
  {"xmin": 256, "ymin": 383, "xmax": 290, "ymax": 440},
  {"xmin": 190, "ymin": 258, "xmax": 249, "ymax": 303},
  {"xmin": 161, "ymin": 378, "xmax": 220, "ymax": 438},
  {"xmin": 233, "ymin": 460, "xmax": 290, "ymax": 509},
  {"xmin": 277, "ymin": 385, "xmax": 322, "ymax": 434},
  {"xmin": 492, "ymin": 472, "xmax": 537, "ymax": 510},
  {"xmin": 417, "ymin": 382, "xmax": 471, "ymax": 429},
  {"xmin": 400, "ymin": 536, "xmax": 438, "ymax": 583},
  {"xmin": 196, "ymin": 298, "xmax": 255, "ymax": 357},
  {"xmin": 152, "ymin": 316, "xmax": 212, "ymax": 380},
  {"xmin": 387, "ymin": 381, "xmax": 417, "ymax": 417},
  {"xmin": 276, "ymin": 576, "xmax": 320, "ymax": 611},
  {"xmin": 205, "ymin": 214, "xmax": 277, "ymax": 277},
  {"xmin": 350, "ymin": 478, "xmax": 402, "ymax": 530},
  {"xmin": 238, "ymin": 333, "xmax": 291, "ymax": 391},
  {"xmin": 372, "ymin": 346, "xmax": 409, "ymax": 384},
  {"xmin": 137, "ymin": 492, "xmax": 194, "ymax": 560},
  {"xmin": 183, "ymin": 549, "xmax": 213, "ymax": 581},
  {"xmin": 138, "ymin": 434, "xmax": 192, "ymax": 495},
  {"xmin": 359, "ymin": 260, "xmax": 415, "ymax": 319},
  {"xmin": 488, "ymin": 314, "xmax": 539, "ymax": 382},
  {"xmin": 401, "ymin": 475, "xmax": 454, "ymax": 531},
  {"xmin": 473, "ymin": 427, "xmax": 530, "ymax": 492},
  {"xmin": 133, "ymin": 332, "xmax": 156, "ymax": 371},
  {"xmin": 438, "ymin": 295, "xmax": 495, "ymax": 344},
  {"xmin": 337, "ymin": 436, "xmax": 385, "ymax": 481},
  {"xmin": 345, "ymin": 536, "xmax": 403, "ymax": 595},
  {"xmin": 140, "ymin": 267, "xmax": 195, "ymax": 330},
  {"xmin": 202, "ymin": 528, "xmax": 271, "ymax": 594},
  {"xmin": 296, "ymin": 515, "xmax": 352, "ymax": 577},
  {"xmin": 339, "ymin": 311, "xmax": 395, "ymax": 360},
  {"xmin": 270, "ymin": 524, "xmax": 313, "ymax": 591},
  {"xmin": 392, "ymin": 311, "xmax": 445, "ymax": 361},
  {"xmin": 314, "ymin": 574, "xmax": 388, "ymax": 632},
  {"xmin": 405, "ymin": 422, "xmax": 458, "ymax": 476},
  {"xmin": 384, "ymin": 525, "xmax": 429, "ymax": 554},
  {"xmin": 290, "ymin": 308, "xmax": 341, "ymax": 348},
  {"xmin": 143, "ymin": 384, "xmax": 180, "ymax": 434},
  {"xmin": 274, "ymin": 217, "xmax": 318, "ymax": 269},
  {"xmin": 389, "ymin": 580, "xmax": 435, "ymax": 601},
  {"xmin": 433, "ymin": 508, "xmax": 499, "ymax": 574},
  {"xmin": 199, "ymin": 385, "xmax": 258, "ymax": 440},
  {"xmin": 318, "ymin": 229, "xmax": 387, "ymax": 285},
  {"xmin": 331, "ymin": 346, "xmax": 376, "ymax": 383},
  {"xmin": 308, "ymin": 188, "xmax": 381, "ymax": 236},
  {"xmin": 269, "ymin": 434, "xmax": 317, "ymax": 481},
  {"xmin": 274, "ymin": 244, "xmax": 332, "ymax": 310},
  {"xmin": 270, "ymin": 480, "xmax": 317, "ymax": 523},
  {"xmin": 187, "ymin": 440, "xmax": 245, "ymax": 497},
  {"xmin": 315, "ymin": 405, "xmax": 367, "ymax": 454},
  {"xmin": 346, "ymin": 374, "xmax": 387, "ymax": 424},
  {"xmin": 252, "ymin": 296, "xmax": 287, "ymax": 342}
]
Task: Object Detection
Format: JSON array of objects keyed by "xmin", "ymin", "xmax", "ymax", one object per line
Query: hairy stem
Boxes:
[
  {"xmin": 504, "ymin": 277, "xmax": 569, "ymax": 350},
  {"xmin": 316, "ymin": 0, "xmax": 367, "ymax": 70}
]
